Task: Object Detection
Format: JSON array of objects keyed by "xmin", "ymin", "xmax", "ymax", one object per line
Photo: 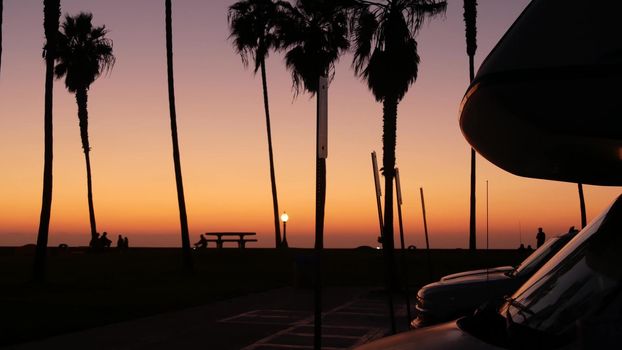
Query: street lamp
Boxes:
[{"xmin": 281, "ymin": 212, "xmax": 289, "ymax": 248}]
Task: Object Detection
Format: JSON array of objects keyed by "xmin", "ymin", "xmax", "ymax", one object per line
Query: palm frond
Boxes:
[
  {"xmin": 55, "ymin": 12, "xmax": 114, "ymax": 92},
  {"xmin": 350, "ymin": 0, "xmax": 445, "ymax": 101},
  {"xmin": 463, "ymin": 0, "xmax": 477, "ymax": 56},
  {"xmin": 405, "ymin": 0, "xmax": 447, "ymax": 34},
  {"xmin": 228, "ymin": 0, "xmax": 288, "ymax": 73},
  {"xmin": 280, "ymin": 0, "xmax": 350, "ymax": 96},
  {"xmin": 352, "ymin": 7, "xmax": 379, "ymax": 75}
]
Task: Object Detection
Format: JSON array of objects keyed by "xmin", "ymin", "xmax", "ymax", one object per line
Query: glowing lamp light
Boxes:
[{"xmin": 280, "ymin": 212, "xmax": 289, "ymax": 248}]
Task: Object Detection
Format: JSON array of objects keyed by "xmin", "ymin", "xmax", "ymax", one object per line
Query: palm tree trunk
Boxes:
[
  {"xmin": 76, "ymin": 87, "xmax": 98, "ymax": 243},
  {"xmin": 314, "ymin": 147, "xmax": 326, "ymax": 250},
  {"xmin": 381, "ymin": 95, "xmax": 398, "ymax": 334},
  {"xmin": 1, "ymin": 0, "xmax": 3, "ymax": 76},
  {"xmin": 259, "ymin": 59, "xmax": 282, "ymax": 248},
  {"xmin": 464, "ymin": 0, "xmax": 477, "ymax": 251},
  {"xmin": 166, "ymin": 0, "xmax": 193, "ymax": 272},
  {"xmin": 34, "ymin": 0, "xmax": 60, "ymax": 282},
  {"xmin": 578, "ymin": 183, "xmax": 587, "ymax": 228},
  {"xmin": 468, "ymin": 53, "xmax": 476, "ymax": 251}
]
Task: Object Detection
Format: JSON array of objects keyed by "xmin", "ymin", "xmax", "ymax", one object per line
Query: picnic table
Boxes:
[{"xmin": 205, "ymin": 232, "xmax": 257, "ymax": 248}]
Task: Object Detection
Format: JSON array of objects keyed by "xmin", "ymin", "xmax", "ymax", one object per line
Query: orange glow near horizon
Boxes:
[{"xmin": 1, "ymin": 1, "xmax": 620, "ymax": 249}]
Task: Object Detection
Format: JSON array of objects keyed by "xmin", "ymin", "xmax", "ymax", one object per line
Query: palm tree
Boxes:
[
  {"xmin": 33, "ymin": 0, "xmax": 61, "ymax": 282},
  {"xmin": 280, "ymin": 0, "xmax": 350, "ymax": 248},
  {"xmin": 351, "ymin": 0, "xmax": 446, "ymax": 332},
  {"xmin": 165, "ymin": 0, "xmax": 193, "ymax": 271},
  {"xmin": 463, "ymin": 0, "xmax": 477, "ymax": 250},
  {"xmin": 278, "ymin": 1, "xmax": 349, "ymax": 347},
  {"xmin": 228, "ymin": 0, "xmax": 287, "ymax": 248},
  {"xmin": 54, "ymin": 12, "xmax": 114, "ymax": 247}
]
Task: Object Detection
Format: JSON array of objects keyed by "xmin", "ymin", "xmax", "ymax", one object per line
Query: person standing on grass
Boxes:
[{"xmin": 536, "ymin": 227, "xmax": 546, "ymax": 248}]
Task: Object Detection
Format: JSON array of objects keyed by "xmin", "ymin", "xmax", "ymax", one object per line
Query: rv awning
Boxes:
[{"xmin": 459, "ymin": 0, "xmax": 622, "ymax": 186}]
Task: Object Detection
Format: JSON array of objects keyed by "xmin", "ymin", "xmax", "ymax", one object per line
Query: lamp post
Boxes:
[{"xmin": 281, "ymin": 212, "xmax": 289, "ymax": 248}]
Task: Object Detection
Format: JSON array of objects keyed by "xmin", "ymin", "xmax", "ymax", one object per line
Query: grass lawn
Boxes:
[{"xmin": 0, "ymin": 246, "xmax": 526, "ymax": 345}]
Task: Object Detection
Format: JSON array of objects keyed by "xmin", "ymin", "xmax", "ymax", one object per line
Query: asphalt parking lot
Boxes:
[{"xmin": 9, "ymin": 287, "xmax": 408, "ymax": 350}]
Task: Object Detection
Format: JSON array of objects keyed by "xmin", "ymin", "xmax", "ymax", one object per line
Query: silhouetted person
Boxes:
[
  {"xmin": 536, "ymin": 227, "xmax": 546, "ymax": 248},
  {"xmin": 527, "ymin": 244, "xmax": 533, "ymax": 252},
  {"xmin": 90, "ymin": 232, "xmax": 101, "ymax": 249},
  {"xmin": 100, "ymin": 231, "xmax": 112, "ymax": 248},
  {"xmin": 518, "ymin": 243, "xmax": 526, "ymax": 252},
  {"xmin": 194, "ymin": 234, "xmax": 208, "ymax": 249},
  {"xmin": 117, "ymin": 235, "xmax": 124, "ymax": 249},
  {"xmin": 123, "ymin": 237, "xmax": 129, "ymax": 249}
]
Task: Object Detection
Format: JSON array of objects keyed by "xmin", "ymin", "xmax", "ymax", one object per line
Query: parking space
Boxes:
[{"xmin": 235, "ymin": 296, "xmax": 399, "ymax": 350}]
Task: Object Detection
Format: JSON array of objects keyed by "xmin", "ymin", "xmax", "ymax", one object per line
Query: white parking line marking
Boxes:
[{"xmin": 241, "ymin": 295, "xmax": 395, "ymax": 350}]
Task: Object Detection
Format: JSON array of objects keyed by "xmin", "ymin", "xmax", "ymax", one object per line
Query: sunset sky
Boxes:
[{"xmin": 0, "ymin": 0, "xmax": 620, "ymax": 249}]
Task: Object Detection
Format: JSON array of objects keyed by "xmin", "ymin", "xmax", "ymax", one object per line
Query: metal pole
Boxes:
[
  {"xmin": 420, "ymin": 187, "xmax": 432, "ymax": 280},
  {"xmin": 578, "ymin": 183, "xmax": 587, "ymax": 228},
  {"xmin": 282, "ymin": 221, "xmax": 288, "ymax": 248},
  {"xmin": 395, "ymin": 169, "xmax": 406, "ymax": 250},
  {"xmin": 395, "ymin": 168, "xmax": 412, "ymax": 325},
  {"xmin": 313, "ymin": 76, "xmax": 328, "ymax": 350},
  {"xmin": 372, "ymin": 151, "xmax": 396, "ymax": 332},
  {"xmin": 372, "ymin": 152, "xmax": 384, "ymax": 238},
  {"xmin": 486, "ymin": 180, "xmax": 489, "ymax": 282}
]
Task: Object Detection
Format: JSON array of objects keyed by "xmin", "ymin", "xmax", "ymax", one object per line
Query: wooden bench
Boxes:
[{"xmin": 205, "ymin": 232, "xmax": 257, "ymax": 248}]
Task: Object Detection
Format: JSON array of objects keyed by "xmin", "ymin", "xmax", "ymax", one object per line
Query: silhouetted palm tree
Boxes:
[
  {"xmin": 165, "ymin": 0, "xmax": 193, "ymax": 271},
  {"xmin": 34, "ymin": 0, "xmax": 61, "ymax": 282},
  {"xmin": 228, "ymin": 0, "xmax": 288, "ymax": 248},
  {"xmin": 351, "ymin": 0, "xmax": 446, "ymax": 331},
  {"xmin": 463, "ymin": 0, "xmax": 477, "ymax": 250},
  {"xmin": 280, "ymin": 0, "xmax": 349, "ymax": 244},
  {"xmin": 54, "ymin": 12, "xmax": 114, "ymax": 247},
  {"xmin": 279, "ymin": 1, "xmax": 349, "ymax": 346}
]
